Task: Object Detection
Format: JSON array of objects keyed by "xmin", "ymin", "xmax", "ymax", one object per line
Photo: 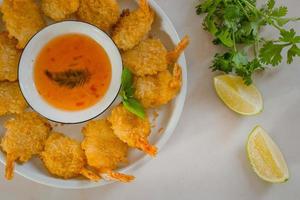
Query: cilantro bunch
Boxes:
[
  {"xmin": 120, "ymin": 68, "xmax": 145, "ymax": 119},
  {"xmin": 196, "ymin": 0, "xmax": 300, "ymax": 85}
]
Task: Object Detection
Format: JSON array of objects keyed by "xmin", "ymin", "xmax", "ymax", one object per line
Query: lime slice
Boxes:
[
  {"xmin": 247, "ymin": 126, "xmax": 289, "ymax": 183},
  {"xmin": 214, "ymin": 75, "xmax": 263, "ymax": 115}
]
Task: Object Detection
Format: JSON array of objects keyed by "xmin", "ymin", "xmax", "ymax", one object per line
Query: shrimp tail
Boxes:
[
  {"xmin": 138, "ymin": 138, "xmax": 157, "ymax": 157},
  {"xmin": 167, "ymin": 36, "xmax": 190, "ymax": 64},
  {"xmin": 80, "ymin": 168, "xmax": 101, "ymax": 181},
  {"xmin": 170, "ymin": 63, "xmax": 182, "ymax": 89},
  {"xmin": 104, "ymin": 170, "xmax": 135, "ymax": 183},
  {"xmin": 5, "ymin": 153, "xmax": 15, "ymax": 180}
]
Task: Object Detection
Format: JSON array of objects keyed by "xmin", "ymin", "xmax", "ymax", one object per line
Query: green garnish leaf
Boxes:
[
  {"xmin": 196, "ymin": 0, "xmax": 300, "ymax": 85},
  {"xmin": 215, "ymin": 29, "xmax": 234, "ymax": 48},
  {"xmin": 120, "ymin": 68, "xmax": 145, "ymax": 119},
  {"xmin": 270, "ymin": 6, "xmax": 288, "ymax": 18},
  {"xmin": 267, "ymin": 0, "xmax": 275, "ymax": 10},
  {"xmin": 279, "ymin": 29, "xmax": 300, "ymax": 43},
  {"xmin": 212, "ymin": 51, "xmax": 263, "ymax": 85},
  {"xmin": 287, "ymin": 44, "xmax": 300, "ymax": 64},
  {"xmin": 123, "ymin": 98, "xmax": 145, "ymax": 119},
  {"xmin": 121, "ymin": 68, "xmax": 133, "ymax": 91},
  {"xmin": 259, "ymin": 42, "xmax": 284, "ymax": 66}
]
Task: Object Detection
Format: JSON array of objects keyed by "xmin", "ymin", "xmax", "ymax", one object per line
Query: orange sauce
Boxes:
[{"xmin": 34, "ymin": 33, "xmax": 111, "ymax": 111}]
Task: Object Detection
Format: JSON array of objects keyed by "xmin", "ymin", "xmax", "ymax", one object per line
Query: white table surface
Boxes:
[{"xmin": 1, "ymin": 0, "xmax": 300, "ymax": 199}]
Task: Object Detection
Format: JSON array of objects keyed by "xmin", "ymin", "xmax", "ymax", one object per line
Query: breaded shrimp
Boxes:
[
  {"xmin": 134, "ymin": 63, "xmax": 182, "ymax": 108},
  {"xmin": 112, "ymin": 0, "xmax": 154, "ymax": 50},
  {"xmin": 40, "ymin": 132, "xmax": 100, "ymax": 180},
  {"xmin": 0, "ymin": 32, "xmax": 21, "ymax": 81},
  {"xmin": 82, "ymin": 119, "xmax": 134, "ymax": 182},
  {"xmin": 0, "ymin": 112, "xmax": 51, "ymax": 180},
  {"xmin": 0, "ymin": 81, "xmax": 27, "ymax": 116},
  {"xmin": 77, "ymin": 0, "xmax": 120, "ymax": 32},
  {"xmin": 41, "ymin": 0, "xmax": 79, "ymax": 21},
  {"xmin": 108, "ymin": 104, "xmax": 157, "ymax": 156},
  {"xmin": 122, "ymin": 36, "xmax": 189, "ymax": 76},
  {"xmin": 1, "ymin": 0, "xmax": 46, "ymax": 49}
]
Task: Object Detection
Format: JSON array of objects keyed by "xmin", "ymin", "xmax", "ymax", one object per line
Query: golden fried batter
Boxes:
[
  {"xmin": 41, "ymin": 132, "xmax": 100, "ymax": 180},
  {"xmin": 134, "ymin": 63, "xmax": 182, "ymax": 108},
  {"xmin": 42, "ymin": 0, "xmax": 79, "ymax": 21},
  {"xmin": 77, "ymin": 0, "xmax": 120, "ymax": 32},
  {"xmin": 82, "ymin": 119, "xmax": 134, "ymax": 182},
  {"xmin": 0, "ymin": 81, "xmax": 27, "ymax": 116},
  {"xmin": 0, "ymin": 32, "xmax": 21, "ymax": 81},
  {"xmin": 1, "ymin": 0, "xmax": 46, "ymax": 49},
  {"xmin": 0, "ymin": 112, "xmax": 51, "ymax": 180},
  {"xmin": 112, "ymin": 0, "xmax": 154, "ymax": 50},
  {"xmin": 122, "ymin": 36, "xmax": 189, "ymax": 76},
  {"xmin": 122, "ymin": 38, "xmax": 167, "ymax": 76},
  {"xmin": 108, "ymin": 104, "xmax": 157, "ymax": 156}
]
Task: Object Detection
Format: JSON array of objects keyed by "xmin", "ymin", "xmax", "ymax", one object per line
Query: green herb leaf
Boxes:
[
  {"xmin": 120, "ymin": 68, "xmax": 145, "ymax": 119},
  {"xmin": 276, "ymin": 18, "xmax": 291, "ymax": 26},
  {"xmin": 123, "ymin": 98, "xmax": 145, "ymax": 119},
  {"xmin": 215, "ymin": 29, "xmax": 234, "ymax": 48},
  {"xmin": 271, "ymin": 6, "xmax": 288, "ymax": 18},
  {"xmin": 267, "ymin": 0, "xmax": 275, "ymax": 10},
  {"xmin": 259, "ymin": 41, "xmax": 284, "ymax": 66},
  {"xmin": 206, "ymin": 17, "xmax": 218, "ymax": 35},
  {"xmin": 287, "ymin": 44, "xmax": 300, "ymax": 64},
  {"xmin": 196, "ymin": 0, "xmax": 300, "ymax": 85},
  {"xmin": 211, "ymin": 51, "xmax": 263, "ymax": 85},
  {"xmin": 121, "ymin": 67, "xmax": 133, "ymax": 90},
  {"xmin": 224, "ymin": 5, "xmax": 241, "ymax": 23},
  {"xmin": 280, "ymin": 29, "xmax": 300, "ymax": 43},
  {"xmin": 196, "ymin": 0, "xmax": 214, "ymax": 14},
  {"xmin": 232, "ymin": 52, "xmax": 248, "ymax": 66},
  {"xmin": 235, "ymin": 58, "xmax": 263, "ymax": 85}
]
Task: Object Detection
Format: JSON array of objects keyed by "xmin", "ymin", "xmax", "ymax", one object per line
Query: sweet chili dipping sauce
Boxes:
[{"xmin": 34, "ymin": 34, "xmax": 111, "ymax": 111}]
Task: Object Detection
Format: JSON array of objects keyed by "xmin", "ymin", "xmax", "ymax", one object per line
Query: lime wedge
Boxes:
[
  {"xmin": 247, "ymin": 126, "xmax": 289, "ymax": 183},
  {"xmin": 214, "ymin": 75, "xmax": 263, "ymax": 115}
]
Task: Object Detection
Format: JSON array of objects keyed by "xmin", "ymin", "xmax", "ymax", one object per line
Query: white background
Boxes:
[{"xmin": 1, "ymin": 0, "xmax": 300, "ymax": 199}]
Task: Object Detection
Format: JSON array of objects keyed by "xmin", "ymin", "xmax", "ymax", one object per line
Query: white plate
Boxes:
[{"xmin": 0, "ymin": 0, "xmax": 187, "ymax": 189}]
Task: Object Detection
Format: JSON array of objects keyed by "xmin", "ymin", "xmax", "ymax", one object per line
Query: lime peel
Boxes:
[
  {"xmin": 214, "ymin": 75, "xmax": 263, "ymax": 115},
  {"xmin": 247, "ymin": 126, "xmax": 289, "ymax": 183}
]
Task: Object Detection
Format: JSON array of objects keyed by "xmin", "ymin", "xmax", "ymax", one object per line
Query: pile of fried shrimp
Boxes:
[{"xmin": 0, "ymin": 0, "xmax": 189, "ymax": 183}]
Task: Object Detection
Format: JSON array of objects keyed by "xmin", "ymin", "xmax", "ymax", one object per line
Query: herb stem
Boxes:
[
  {"xmin": 241, "ymin": 0, "xmax": 283, "ymax": 31},
  {"xmin": 232, "ymin": 31, "xmax": 237, "ymax": 52},
  {"xmin": 254, "ymin": 39, "xmax": 258, "ymax": 58},
  {"xmin": 235, "ymin": 0, "xmax": 250, "ymax": 20}
]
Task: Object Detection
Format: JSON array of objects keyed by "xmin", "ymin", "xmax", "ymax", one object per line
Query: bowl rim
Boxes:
[{"xmin": 18, "ymin": 20, "xmax": 122, "ymax": 124}]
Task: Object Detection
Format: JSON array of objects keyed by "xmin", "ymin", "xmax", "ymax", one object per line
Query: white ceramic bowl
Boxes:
[
  {"xmin": 18, "ymin": 21, "xmax": 122, "ymax": 124},
  {"xmin": 0, "ymin": 0, "xmax": 187, "ymax": 189}
]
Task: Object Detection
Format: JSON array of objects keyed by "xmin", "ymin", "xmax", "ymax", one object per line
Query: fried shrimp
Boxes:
[
  {"xmin": 108, "ymin": 104, "xmax": 157, "ymax": 156},
  {"xmin": 134, "ymin": 63, "xmax": 182, "ymax": 108},
  {"xmin": 112, "ymin": 0, "xmax": 154, "ymax": 50},
  {"xmin": 82, "ymin": 119, "xmax": 134, "ymax": 182},
  {"xmin": 122, "ymin": 36, "xmax": 189, "ymax": 76},
  {"xmin": 40, "ymin": 132, "xmax": 100, "ymax": 180},
  {"xmin": 0, "ymin": 32, "xmax": 21, "ymax": 81},
  {"xmin": 1, "ymin": 0, "xmax": 46, "ymax": 49},
  {"xmin": 77, "ymin": 0, "xmax": 120, "ymax": 32},
  {"xmin": 41, "ymin": 0, "xmax": 79, "ymax": 21},
  {"xmin": 0, "ymin": 112, "xmax": 51, "ymax": 180},
  {"xmin": 0, "ymin": 82, "xmax": 27, "ymax": 116}
]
